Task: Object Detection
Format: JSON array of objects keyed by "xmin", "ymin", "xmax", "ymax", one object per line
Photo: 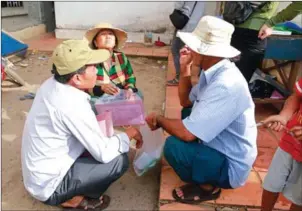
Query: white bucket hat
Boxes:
[{"xmin": 177, "ymin": 16, "xmax": 240, "ymax": 58}]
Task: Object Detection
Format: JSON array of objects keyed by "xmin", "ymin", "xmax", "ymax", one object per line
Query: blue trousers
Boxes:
[{"xmin": 163, "ymin": 107, "xmax": 232, "ymax": 189}]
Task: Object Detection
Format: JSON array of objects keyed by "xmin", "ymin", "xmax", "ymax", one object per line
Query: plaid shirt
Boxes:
[{"xmin": 88, "ymin": 52, "xmax": 137, "ymax": 97}]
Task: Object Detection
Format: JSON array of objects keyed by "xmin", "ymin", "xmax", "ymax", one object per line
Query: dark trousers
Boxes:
[
  {"xmin": 231, "ymin": 27, "xmax": 267, "ymax": 83},
  {"xmin": 171, "ymin": 30, "xmax": 185, "ymax": 78},
  {"xmin": 44, "ymin": 154, "xmax": 129, "ymax": 205}
]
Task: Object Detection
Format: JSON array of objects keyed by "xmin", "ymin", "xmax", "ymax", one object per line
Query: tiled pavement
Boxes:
[{"xmin": 23, "ymin": 33, "xmax": 290, "ymax": 210}]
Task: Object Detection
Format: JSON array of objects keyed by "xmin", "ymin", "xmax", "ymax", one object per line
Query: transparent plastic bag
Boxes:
[
  {"xmin": 95, "ymin": 90, "xmax": 145, "ymax": 126},
  {"xmin": 133, "ymin": 124, "xmax": 164, "ymax": 176}
]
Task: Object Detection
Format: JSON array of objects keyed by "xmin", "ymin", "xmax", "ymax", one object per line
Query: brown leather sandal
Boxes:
[{"xmin": 63, "ymin": 195, "xmax": 110, "ymax": 210}]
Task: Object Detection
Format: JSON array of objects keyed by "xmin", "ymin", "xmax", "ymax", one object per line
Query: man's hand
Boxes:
[
  {"xmin": 179, "ymin": 47, "xmax": 193, "ymax": 67},
  {"xmin": 125, "ymin": 127, "xmax": 143, "ymax": 149},
  {"xmin": 261, "ymin": 114, "xmax": 288, "ymax": 132},
  {"xmin": 101, "ymin": 84, "xmax": 120, "ymax": 95},
  {"xmin": 179, "ymin": 47, "xmax": 193, "ymax": 76},
  {"xmin": 290, "ymin": 126, "xmax": 302, "ymax": 141},
  {"xmin": 258, "ymin": 24, "xmax": 273, "ymax": 40},
  {"xmin": 145, "ymin": 113, "xmax": 160, "ymax": 131}
]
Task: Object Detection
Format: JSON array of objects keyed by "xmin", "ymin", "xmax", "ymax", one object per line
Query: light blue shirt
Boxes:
[{"xmin": 183, "ymin": 59, "xmax": 258, "ymax": 188}]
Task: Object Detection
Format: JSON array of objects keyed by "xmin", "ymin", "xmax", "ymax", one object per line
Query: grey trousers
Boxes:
[
  {"xmin": 44, "ymin": 154, "xmax": 129, "ymax": 205},
  {"xmin": 171, "ymin": 30, "xmax": 185, "ymax": 78}
]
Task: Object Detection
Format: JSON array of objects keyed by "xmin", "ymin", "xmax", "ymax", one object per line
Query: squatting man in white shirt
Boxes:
[{"xmin": 21, "ymin": 40, "xmax": 143, "ymax": 210}]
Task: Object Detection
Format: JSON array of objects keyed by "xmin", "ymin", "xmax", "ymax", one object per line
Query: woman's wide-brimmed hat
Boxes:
[{"xmin": 84, "ymin": 23, "xmax": 128, "ymax": 50}]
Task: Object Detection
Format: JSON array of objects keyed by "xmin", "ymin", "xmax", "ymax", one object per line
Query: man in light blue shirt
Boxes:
[{"xmin": 146, "ymin": 16, "xmax": 257, "ymax": 204}]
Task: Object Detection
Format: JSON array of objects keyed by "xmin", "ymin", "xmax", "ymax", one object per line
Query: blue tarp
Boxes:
[{"xmin": 1, "ymin": 31, "xmax": 28, "ymax": 57}]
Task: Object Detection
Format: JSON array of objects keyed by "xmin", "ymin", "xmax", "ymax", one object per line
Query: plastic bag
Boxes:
[
  {"xmin": 95, "ymin": 90, "xmax": 145, "ymax": 126},
  {"xmin": 133, "ymin": 124, "xmax": 164, "ymax": 176}
]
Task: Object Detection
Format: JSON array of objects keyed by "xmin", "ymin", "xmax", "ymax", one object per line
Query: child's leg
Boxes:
[
  {"xmin": 261, "ymin": 147, "xmax": 293, "ymax": 211},
  {"xmin": 261, "ymin": 189, "xmax": 279, "ymax": 211},
  {"xmin": 290, "ymin": 203, "xmax": 302, "ymax": 211}
]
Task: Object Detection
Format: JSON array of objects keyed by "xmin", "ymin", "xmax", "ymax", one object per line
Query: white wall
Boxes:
[
  {"xmin": 55, "ymin": 2, "xmax": 175, "ymax": 32},
  {"xmin": 55, "ymin": 2, "xmax": 175, "ymax": 42},
  {"xmin": 54, "ymin": 1, "xmax": 218, "ymax": 43},
  {"xmin": 54, "ymin": 2, "xmax": 301, "ymax": 42}
]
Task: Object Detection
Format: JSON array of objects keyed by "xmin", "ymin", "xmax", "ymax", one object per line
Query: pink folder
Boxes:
[{"xmin": 96, "ymin": 110, "xmax": 114, "ymax": 137}]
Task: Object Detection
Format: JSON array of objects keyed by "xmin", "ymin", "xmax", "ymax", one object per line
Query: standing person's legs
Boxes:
[
  {"xmin": 167, "ymin": 30, "xmax": 185, "ymax": 86},
  {"xmin": 231, "ymin": 27, "xmax": 266, "ymax": 83},
  {"xmin": 44, "ymin": 154, "xmax": 129, "ymax": 208}
]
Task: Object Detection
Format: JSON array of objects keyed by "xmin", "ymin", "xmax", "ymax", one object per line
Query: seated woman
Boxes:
[{"xmin": 84, "ymin": 23, "xmax": 141, "ymax": 99}]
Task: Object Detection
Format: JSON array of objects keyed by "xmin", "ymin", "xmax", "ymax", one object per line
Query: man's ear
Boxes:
[{"xmin": 70, "ymin": 74, "xmax": 80, "ymax": 86}]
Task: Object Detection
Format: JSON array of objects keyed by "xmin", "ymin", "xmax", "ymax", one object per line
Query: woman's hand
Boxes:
[
  {"xmin": 258, "ymin": 24, "xmax": 273, "ymax": 40},
  {"xmin": 101, "ymin": 84, "xmax": 119, "ymax": 95}
]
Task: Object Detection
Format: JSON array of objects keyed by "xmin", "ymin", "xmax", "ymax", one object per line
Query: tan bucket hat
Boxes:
[
  {"xmin": 177, "ymin": 16, "xmax": 240, "ymax": 58},
  {"xmin": 52, "ymin": 40, "xmax": 110, "ymax": 76},
  {"xmin": 84, "ymin": 23, "xmax": 128, "ymax": 51}
]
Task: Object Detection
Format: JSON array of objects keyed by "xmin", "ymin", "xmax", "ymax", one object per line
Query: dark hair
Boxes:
[
  {"xmin": 92, "ymin": 29, "xmax": 119, "ymax": 50},
  {"xmin": 51, "ymin": 64, "xmax": 86, "ymax": 84}
]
